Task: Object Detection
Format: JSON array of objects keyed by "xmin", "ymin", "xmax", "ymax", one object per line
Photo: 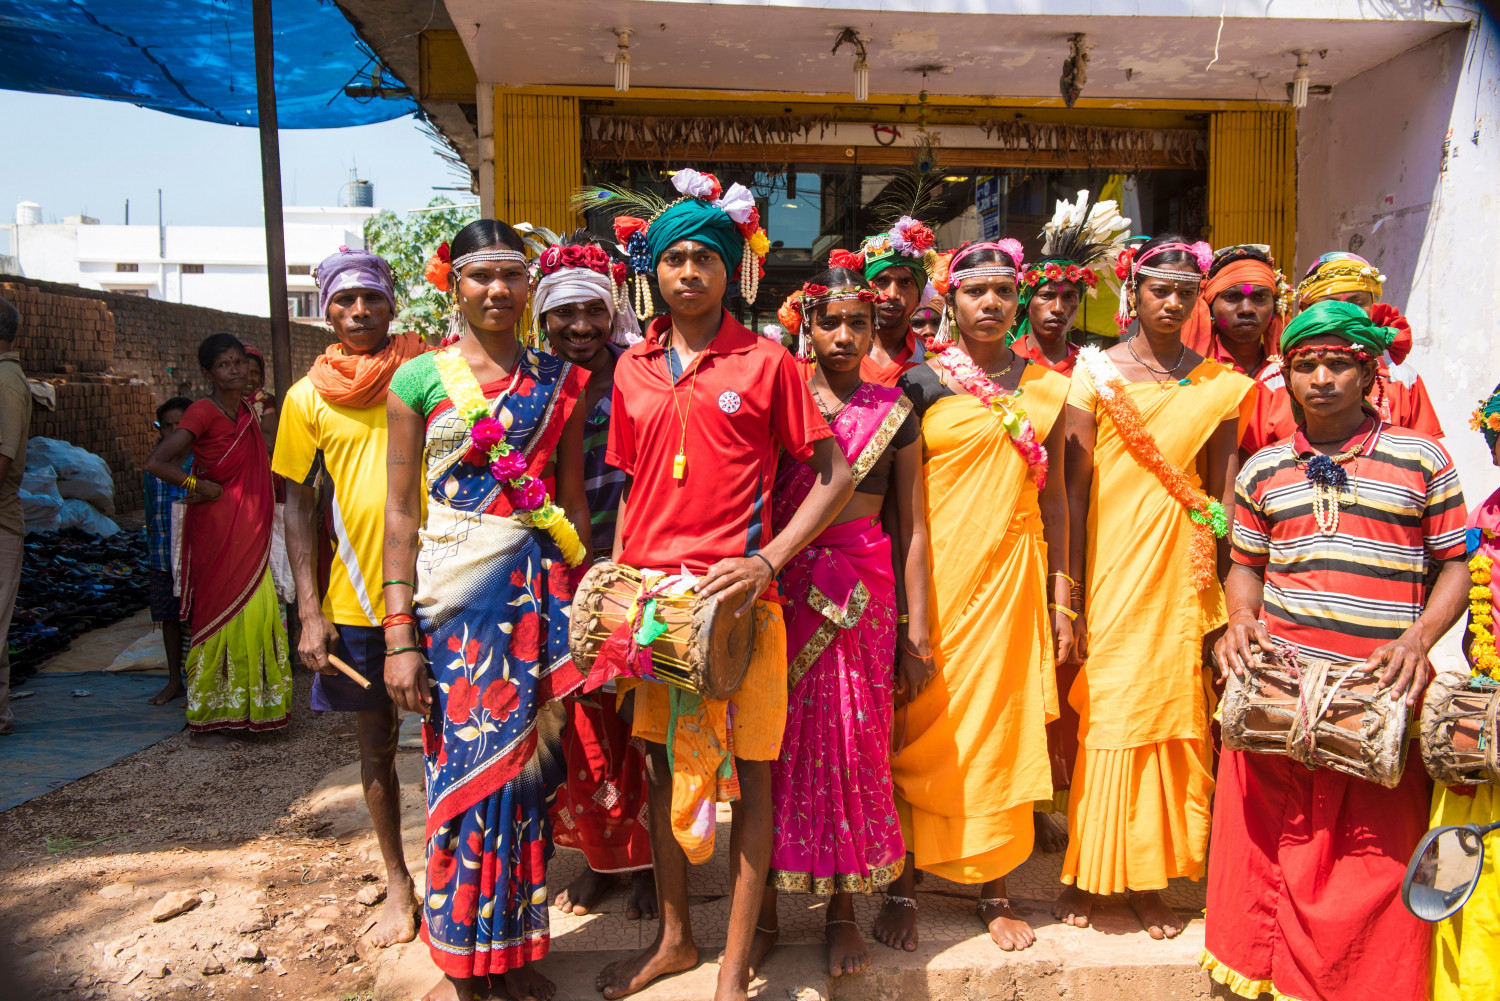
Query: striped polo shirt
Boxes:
[{"xmin": 1232, "ymin": 417, "xmax": 1467, "ymax": 661}]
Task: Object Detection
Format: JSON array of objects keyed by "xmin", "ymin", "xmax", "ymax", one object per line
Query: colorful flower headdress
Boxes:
[
  {"xmin": 1113, "ymin": 240, "xmax": 1212, "ymax": 336},
  {"xmin": 777, "ymin": 280, "xmax": 878, "ymax": 359},
  {"xmin": 1295, "ymin": 253, "xmax": 1386, "ymax": 309},
  {"xmin": 573, "ymin": 169, "xmax": 771, "ymax": 318},
  {"xmin": 526, "ymin": 229, "xmax": 641, "ymax": 347},
  {"xmin": 833, "ymin": 217, "xmax": 943, "ymax": 285},
  {"xmin": 1471, "ymin": 385, "xmax": 1500, "ymax": 448}
]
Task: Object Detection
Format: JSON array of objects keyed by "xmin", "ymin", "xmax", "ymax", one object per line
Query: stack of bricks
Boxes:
[{"xmin": 0, "ymin": 274, "xmax": 326, "ymax": 516}]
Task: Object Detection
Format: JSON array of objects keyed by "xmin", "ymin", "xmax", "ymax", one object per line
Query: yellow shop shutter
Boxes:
[
  {"xmin": 1207, "ymin": 110, "xmax": 1297, "ymax": 275},
  {"xmin": 494, "ymin": 92, "xmax": 582, "ymax": 234}
]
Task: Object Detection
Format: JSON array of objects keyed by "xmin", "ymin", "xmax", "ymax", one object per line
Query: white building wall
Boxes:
[
  {"xmin": 6, "ymin": 206, "xmax": 376, "ymax": 318},
  {"xmin": 1297, "ymin": 17, "xmax": 1500, "ymax": 661}
]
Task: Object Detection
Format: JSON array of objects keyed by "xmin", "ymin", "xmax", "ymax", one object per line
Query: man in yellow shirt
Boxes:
[{"xmin": 272, "ymin": 247, "xmax": 424, "ymax": 947}]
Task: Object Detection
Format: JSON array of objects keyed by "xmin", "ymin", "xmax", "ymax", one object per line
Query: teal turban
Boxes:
[
  {"xmin": 1280, "ymin": 299, "xmax": 1394, "ymax": 357},
  {"xmin": 646, "ymin": 199, "xmax": 743, "ymax": 273}
]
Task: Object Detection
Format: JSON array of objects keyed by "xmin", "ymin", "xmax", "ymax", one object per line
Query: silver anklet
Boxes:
[
  {"xmin": 826, "ymin": 918, "xmax": 858, "ymax": 926},
  {"xmin": 977, "ymin": 897, "xmax": 1011, "ymax": 910},
  {"xmin": 886, "ymin": 895, "xmax": 917, "ymax": 908}
]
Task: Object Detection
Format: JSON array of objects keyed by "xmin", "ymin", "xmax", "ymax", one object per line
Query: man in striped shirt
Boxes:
[{"xmin": 1202, "ymin": 300, "xmax": 1468, "ymax": 1001}]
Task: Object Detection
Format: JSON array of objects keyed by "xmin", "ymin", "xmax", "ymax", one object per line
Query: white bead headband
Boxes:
[
  {"xmin": 951, "ymin": 265, "xmax": 1017, "ymax": 285},
  {"xmin": 452, "ymin": 249, "xmax": 528, "ymax": 271},
  {"xmin": 1133, "ymin": 264, "xmax": 1202, "ymax": 285}
]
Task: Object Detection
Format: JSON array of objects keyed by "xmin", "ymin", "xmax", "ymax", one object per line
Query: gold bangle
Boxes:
[
  {"xmin": 1049, "ymin": 602, "xmax": 1079, "ymax": 621},
  {"xmin": 181, "ymin": 474, "xmax": 197, "ymax": 493},
  {"xmin": 897, "ymin": 613, "xmax": 910, "ymax": 625},
  {"xmin": 1048, "ymin": 571, "xmax": 1077, "ymax": 587}
]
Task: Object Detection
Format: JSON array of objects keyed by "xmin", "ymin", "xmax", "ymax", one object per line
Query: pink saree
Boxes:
[{"xmin": 769, "ymin": 382, "xmax": 910, "ymax": 893}]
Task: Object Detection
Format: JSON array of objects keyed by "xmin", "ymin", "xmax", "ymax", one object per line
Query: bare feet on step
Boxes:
[
  {"xmin": 1051, "ymin": 885, "xmax": 1097, "ymax": 928},
  {"xmin": 502, "ymin": 964, "xmax": 556, "ymax": 1001},
  {"xmin": 625, "ymin": 869, "xmax": 658, "ymax": 920},
  {"xmin": 422, "ymin": 975, "xmax": 479, "ymax": 1001},
  {"xmin": 978, "ymin": 897, "xmax": 1036, "ymax": 951},
  {"xmin": 1128, "ymin": 890, "xmax": 1184, "ymax": 940},
  {"xmin": 594, "ymin": 938, "xmax": 698, "ymax": 999},
  {"xmin": 555, "ymin": 866, "xmax": 613, "ymax": 916},
  {"xmin": 1032, "ymin": 811, "xmax": 1068, "ymax": 853},
  {"xmin": 872, "ymin": 894, "xmax": 919, "ymax": 952},
  {"xmin": 368, "ymin": 874, "xmax": 419, "ymax": 948}
]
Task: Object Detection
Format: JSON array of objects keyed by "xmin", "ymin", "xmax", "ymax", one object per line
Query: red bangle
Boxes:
[
  {"xmin": 381, "ymin": 613, "xmax": 416, "ymax": 630},
  {"xmin": 1228, "ymin": 605, "xmax": 1257, "ymax": 621}
]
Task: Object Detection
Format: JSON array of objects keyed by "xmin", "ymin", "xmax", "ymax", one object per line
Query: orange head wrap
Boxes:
[{"xmin": 1181, "ymin": 258, "xmax": 1286, "ymax": 362}]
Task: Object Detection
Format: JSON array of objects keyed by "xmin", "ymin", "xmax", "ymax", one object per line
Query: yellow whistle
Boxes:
[{"xmin": 672, "ymin": 453, "xmax": 686, "ymax": 479}]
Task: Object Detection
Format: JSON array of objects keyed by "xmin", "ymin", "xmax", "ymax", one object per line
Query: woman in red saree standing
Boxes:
[{"xmin": 145, "ymin": 333, "xmax": 292, "ymax": 749}]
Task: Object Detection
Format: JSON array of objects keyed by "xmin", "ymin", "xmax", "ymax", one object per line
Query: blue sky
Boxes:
[{"xmin": 0, "ymin": 90, "xmax": 465, "ymax": 248}]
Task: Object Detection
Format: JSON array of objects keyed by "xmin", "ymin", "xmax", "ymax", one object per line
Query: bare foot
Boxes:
[
  {"xmin": 368, "ymin": 875, "xmax": 419, "ymax": 948},
  {"xmin": 148, "ymin": 680, "xmax": 185, "ymax": 705},
  {"xmin": 872, "ymin": 896, "xmax": 918, "ymax": 952},
  {"xmin": 1052, "ymin": 885, "xmax": 1096, "ymax": 928},
  {"xmin": 1128, "ymin": 890, "xmax": 1184, "ymax": 940},
  {"xmin": 595, "ymin": 938, "xmax": 698, "ymax": 999},
  {"xmin": 1032, "ymin": 811, "xmax": 1068, "ymax": 853},
  {"xmin": 747, "ymin": 919, "xmax": 778, "ymax": 975},
  {"xmin": 625, "ymin": 870, "xmax": 658, "ymax": 920},
  {"xmin": 187, "ymin": 730, "xmax": 243, "ymax": 751},
  {"xmin": 555, "ymin": 867, "xmax": 613, "ymax": 916},
  {"xmin": 825, "ymin": 919, "xmax": 870, "ymax": 977},
  {"xmin": 978, "ymin": 898, "xmax": 1036, "ymax": 952},
  {"xmin": 502, "ymin": 964, "xmax": 556, "ymax": 1001},
  {"xmin": 422, "ymin": 974, "xmax": 478, "ymax": 1001}
]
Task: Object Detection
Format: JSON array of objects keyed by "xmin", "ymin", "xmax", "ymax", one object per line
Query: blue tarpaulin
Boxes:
[
  {"xmin": 0, "ymin": 672, "xmax": 186, "ymax": 813},
  {"xmin": 0, "ymin": 0, "xmax": 415, "ymax": 128}
]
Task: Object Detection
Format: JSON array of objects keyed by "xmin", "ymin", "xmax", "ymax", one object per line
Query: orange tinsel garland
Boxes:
[{"xmin": 1078, "ymin": 346, "xmax": 1226, "ymax": 592}]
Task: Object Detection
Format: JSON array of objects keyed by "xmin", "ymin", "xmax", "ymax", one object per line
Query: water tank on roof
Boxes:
[
  {"xmin": 16, "ymin": 201, "xmax": 41, "ymax": 225},
  {"xmin": 340, "ymin": 179, "xmax": 374, "ymax": 208}
]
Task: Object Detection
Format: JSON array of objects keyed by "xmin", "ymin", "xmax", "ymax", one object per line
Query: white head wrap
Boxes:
[{"xmin": 533, "ymin": 267, "xmax": 641, "ymax": 346}]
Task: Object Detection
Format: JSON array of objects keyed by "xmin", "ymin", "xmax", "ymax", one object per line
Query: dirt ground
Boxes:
[{"xmin": 0, "ymin": 670, "xmax": 423, "ymax": 1001}]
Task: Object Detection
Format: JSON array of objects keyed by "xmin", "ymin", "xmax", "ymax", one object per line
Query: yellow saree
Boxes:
[
  {"xmin": 891, "ymin": 363, "xmax": 1070, "ymax": 883},
  {"xmin": 1061, "ymin": 356, "xmax": 1252, "ymax": 894}
]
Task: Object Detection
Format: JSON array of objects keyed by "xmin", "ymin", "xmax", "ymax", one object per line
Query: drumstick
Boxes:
[{"xmin": 327, "ymin": 653, "xmax": 374, "ymax": 690}]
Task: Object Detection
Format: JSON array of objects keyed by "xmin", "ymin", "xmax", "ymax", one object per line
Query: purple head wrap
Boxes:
[{"xmin": 314, "ymin": 245, "xmax": 397, "ymax": 319}]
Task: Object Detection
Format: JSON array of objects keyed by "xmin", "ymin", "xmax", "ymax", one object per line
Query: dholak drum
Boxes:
[
  {"xmin": 1420, "ymin": 672, "xmax": 1500, "ymax": 787},
  {"xmin": 1220, "ymin": 646, "xmax": 1409, "ymax": 788},
  {"xmin": 568, "ymin": 561, "xmax": 753, "ymax": 701}
]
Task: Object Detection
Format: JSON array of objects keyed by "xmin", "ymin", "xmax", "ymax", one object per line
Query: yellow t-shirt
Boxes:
[{"xmin": 271, "ymin": 377, "xmax": 388, "ymax": 626}]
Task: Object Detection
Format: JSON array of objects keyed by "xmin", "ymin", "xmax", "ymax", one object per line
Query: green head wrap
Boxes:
[
  {"xmin": 1280, "ymin": 299, "xmax": 1394, "ymax": 357},
  {"xmin": 645, "ymin": 199, "xmax": 743, "ymax": 273},
  {"xmin": 1474, "ymin": 387, "xmax": 1500, "ymax": 448},
  {"xmin": 859, "ymin": 232, "xmax": 927, "ymax": 286}
]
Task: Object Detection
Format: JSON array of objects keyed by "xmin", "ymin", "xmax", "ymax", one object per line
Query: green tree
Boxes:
[{"xmin": 363, "ymin": 197, "xmax": 479, "ymax": 342}]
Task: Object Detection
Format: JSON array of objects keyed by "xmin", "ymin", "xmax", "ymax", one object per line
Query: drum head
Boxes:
[{"xmin": 697, "ymin": 596, "xmax": 755, "ymax": 701}]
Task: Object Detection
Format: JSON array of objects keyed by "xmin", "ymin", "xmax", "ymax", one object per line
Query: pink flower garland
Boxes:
[{"xmin": 933, "ymin": 346, "xmax": 1048, "ymax": 489}]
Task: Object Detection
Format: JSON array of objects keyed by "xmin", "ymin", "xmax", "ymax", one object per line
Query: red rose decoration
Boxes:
[
  {"xmin": 428, "ymin": 848, "xmax": 457, "ymax": 890},
  {"xmin": 446, "ymin": 676, "xmax": 480, "ymax": 724},
  {"xmin": 559, "ymin": 245, "xmax": 587, "ymax": 268},
  {"xmin": 611, "ymin": 261, "xmax": 628, "ymax": 285},
  {"xmin": 736, "ymin": 207, "xmax": 761, "ymax": 239},
  {"xmin": 481, "ymin": 678, "xmax": 520, "ymax": 723},
  {"xmin": 613, "ymin": 216, "xmax": 648, "ymax": 243},
  {"xmin": 829, "ymin": 249, "xmax": 864, "ymax": 270},
  {"xmin": 538, "ymin": 246, "xmax": 563, "ymax": 271},
  {"xmin": 452, "ymin": 882, "xmax": 479, "ymax": 926},
  {"xmin": 804, "ymin": 283, "xmax": 829, "ymax": 297},
  {"xmin": 904, "ymin": 222, "xmax": 936, "ymax": 252},
  {"xmin": 510, "ymin": 611, "xmax": 541, "ymax": 662}
]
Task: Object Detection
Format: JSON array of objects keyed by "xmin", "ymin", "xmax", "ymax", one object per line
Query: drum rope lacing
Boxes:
[{"xmin": 1288, "ymin": 645, "xmax": 1367, "ymax": 768}]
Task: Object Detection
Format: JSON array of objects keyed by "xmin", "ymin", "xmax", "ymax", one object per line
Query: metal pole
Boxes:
[{"xmin": 253, "ymin": 0, "xmax": 292, "ymax": 399}]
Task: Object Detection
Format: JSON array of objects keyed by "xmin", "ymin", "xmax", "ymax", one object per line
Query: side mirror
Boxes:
[{"xmin": 1402, "ymin": 824, "xmax": 1486, "ymax": 922}]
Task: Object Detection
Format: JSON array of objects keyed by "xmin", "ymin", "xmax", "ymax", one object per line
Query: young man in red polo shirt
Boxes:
[{"xmin": 592, "ymin": 171, "xmax": 854, "ymax": 1001}]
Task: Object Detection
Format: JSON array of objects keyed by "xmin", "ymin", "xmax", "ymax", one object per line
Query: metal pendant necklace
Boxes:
[{"xmin": 1127, "ymin": 334, "xmax": 1187, "ymax": 391}]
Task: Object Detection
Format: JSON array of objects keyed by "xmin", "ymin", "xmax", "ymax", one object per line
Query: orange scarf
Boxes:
[
  {"xmin": 306, "ymin": 331, "xmax": 426, "ymax": 408},
  {"xmin": 1182, "ymin": 259, "xmax": 1286, "ymax": 366}
]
